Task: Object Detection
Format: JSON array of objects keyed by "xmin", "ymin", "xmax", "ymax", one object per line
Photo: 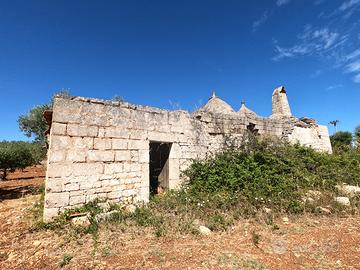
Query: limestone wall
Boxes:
[
  {"xmin": 44, "ymin": 94, "xmax": 332, "ymax": 220},
  {"xmin": 44, "ymin": 97, "xmax": 209, "ymax": 220}
]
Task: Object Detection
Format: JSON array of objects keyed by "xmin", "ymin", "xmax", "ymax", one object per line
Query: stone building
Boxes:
[{"xmin": 43, "ymin": 86, "xmax": 332, "ymax": 220}]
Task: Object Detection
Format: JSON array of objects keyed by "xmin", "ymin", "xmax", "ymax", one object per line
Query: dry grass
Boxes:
[{"xmin": 1, "ymin": 194, "xmax": 360, "ymax": 269}]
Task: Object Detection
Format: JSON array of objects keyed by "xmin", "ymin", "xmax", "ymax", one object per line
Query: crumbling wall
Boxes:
[{"xmin": 44, "ymin": 92, "xmax": 332, "ymax": 220}]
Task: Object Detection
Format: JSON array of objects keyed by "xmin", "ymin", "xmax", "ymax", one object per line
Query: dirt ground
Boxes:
[{"xmin": 0, "ymin": 167, "xmax": 360, "ymax": 270}]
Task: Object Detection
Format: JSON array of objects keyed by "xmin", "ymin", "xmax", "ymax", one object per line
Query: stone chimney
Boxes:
[{"xmin": 271, "ymin": 86, "xmax": 292, "ymax": 117}]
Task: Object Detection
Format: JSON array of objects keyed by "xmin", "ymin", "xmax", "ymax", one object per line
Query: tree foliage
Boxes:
[
  {"xmin": 355, "ymin": 125, "xmax": 360, "ymax": 145},
  {"xmin": 0, "ymin": 141, "xmax": 35, "ymax": 180},
  {"xmin": 17, "ymin": 89, "xmax": 70, "ymax": 145},
  {"xmin": 18, "ymin": 104, "xmax": 51, "ymax": 144},
  {"xmin": 330, "ymin": 131, "xmax": 353, "ymax": 148}
]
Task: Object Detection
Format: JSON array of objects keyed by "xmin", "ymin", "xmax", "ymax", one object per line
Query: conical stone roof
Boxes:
[
  {"xmin": 238, "ymin": 101, "xmax": 258, "ymax": 116},
  {"xmin": 198, "ymin": 93, "xmax": 234, "ymax": 114}
]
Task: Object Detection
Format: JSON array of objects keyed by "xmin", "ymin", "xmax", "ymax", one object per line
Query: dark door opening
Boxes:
[{"xmin": 149, "ymin": 142, "xmax": 172, "ymax": 196}]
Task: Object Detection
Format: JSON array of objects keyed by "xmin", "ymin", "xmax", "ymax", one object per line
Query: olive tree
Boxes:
[{"xmin": 0, "ymin": 141, "xmax": 34, "ymax": 180}]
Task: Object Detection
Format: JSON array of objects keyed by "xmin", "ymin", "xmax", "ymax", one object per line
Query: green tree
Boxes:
[
  {"xmin": 330, "ymin": 131, "xmax": 353, "ymax": 148},
  {"xmin": 355, "ymin": 125, "xmax": 360, "ymax": 146},
  {"xmin": 18, "ymin": 89, "xmax": 70, "ymax": 145},
  {"xmin": 0, "ymin": 141, "xmax": 34, "ymax": 180}
]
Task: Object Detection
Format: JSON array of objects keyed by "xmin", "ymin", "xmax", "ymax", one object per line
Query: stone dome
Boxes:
[
  {"xmin": 238, "ymin": 102, "xmax": 258, "ymax": 116},
  {"xmin": 198, "ymin": 93, "xmax": 234, "ymax": 114}
]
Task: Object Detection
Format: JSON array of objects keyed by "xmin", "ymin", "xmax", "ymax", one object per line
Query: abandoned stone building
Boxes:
[{"xmin": 43, "ymin": 86, "xmax": 332, "ymax": 220}]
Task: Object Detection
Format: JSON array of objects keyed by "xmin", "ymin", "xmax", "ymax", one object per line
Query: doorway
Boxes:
[{"xmin": 149, "ymin": 142, "xmax": 172, "ymax": 196}]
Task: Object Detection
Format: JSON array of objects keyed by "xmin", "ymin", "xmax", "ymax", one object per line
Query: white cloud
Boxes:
[
  {"xmin": 272, "ymin": 2, "xmax": 360, "ymax": 83},
  {"xmin": 326, "ymin": 84, "xmax": 343, "ymax": 91},
  {"xmin": 273, "ymin": 26, "xmax": 346, "ymax": 61},
  {"xmin": 253, "ymin": 0, "xmax": 292, "ymax": 32},
  {"xmin": 346, "ymin": 60, "xmax": 360, "ymax": 73},
  {"xmin": 276, "ymin": 0, "xmax": 291, "ymax": 7},
  {"xmin": 353, "ymin": 73, "xmax": 360, "ymax": 83},
  {"xmin": 346, "ymin": 49, "xmax": 360, "ymax": 60},
  {"xmin": 339, "ymin": 0, "xmax": 360, "ymax": 11},
  {"xmin": 252, "ymin": 11, "xmax": 270, "ymax": 32}
]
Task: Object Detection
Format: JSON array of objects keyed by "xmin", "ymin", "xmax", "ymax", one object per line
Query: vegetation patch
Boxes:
[{"xmin": 31, "ymin": 137, "xmax": 360, "ymax": 238}]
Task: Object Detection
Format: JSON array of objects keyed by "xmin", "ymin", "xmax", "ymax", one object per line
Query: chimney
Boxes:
[{"xmin": 271, "ymin": 86, "xmax": 292, "ymax": 117}]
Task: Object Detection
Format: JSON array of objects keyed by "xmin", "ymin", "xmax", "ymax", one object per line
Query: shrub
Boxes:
[{"xmin": 330, "ymin": 131, "xmax": 353, "ymax": 148}]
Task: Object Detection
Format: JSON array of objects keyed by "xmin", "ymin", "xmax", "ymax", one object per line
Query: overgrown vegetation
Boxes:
[{"xmin": 31, "ymin": 136, "xmax": 360, "ymax": 240}]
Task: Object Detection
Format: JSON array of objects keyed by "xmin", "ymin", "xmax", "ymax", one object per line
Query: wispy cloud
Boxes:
[
  {"xmin": 252, "ymin": 0, "xmax": 292, "ymax": 32},
  {"xmin": 344, "ymin": 51, "xmax": 360, "ymax": 82},
  {"xmin": 353, "ymin": 73, "xmax": 360, "ymax": 83},
  {"xmin": 346, "ymin": 59, "xmax": 360, "ymax": 73},
  {"xmin": 252, "ymin": 11, "xmax": 271, "ymax": 32},
  {"xmin": 272, "ymin": 0, "xmax": 360, "ymax": 83},
  {"xmin": 326, "ymin": 84, "xmax": 343, "ymax": 91},
  {"xmin": 339, "ymin": 0, "xmax": 360, "ymax": 11},
  {"xmin": 273, "ymin": 25, "xmax": 347, "ymax": 61},
  {"xmin": 276, "ymin": 0, "xmax": 291, "ymax": 7}
]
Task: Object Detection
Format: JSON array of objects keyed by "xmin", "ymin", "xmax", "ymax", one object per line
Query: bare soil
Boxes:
[{"xmin": 0, "ymin": 167, "xmax": 360, "ymax": 270}]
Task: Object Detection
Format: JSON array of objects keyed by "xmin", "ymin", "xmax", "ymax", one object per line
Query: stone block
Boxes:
[
  {"xmin": 52, "ymin": 99, "xmax": 82, "ymax": 123},
  {"xmin": 51, "ymin": 123, "xmax": 67, "ymax": 135},
  {"xmin": 72, "ymin": 137, "xmax": 93, "ymax": 149},
  {"xmin": 47, "ymin": 164, "xmax": 72, "ymax": 177},
  {"xmin": 104, "ymin": 163, "xmax": 123, "ymax": 174},
  {"xmin": 129, "ymin": 130, "xmax": 146, "ymax": 140},
  {"xmin": 105, "ymin": 127, "xmax": 129, "ymax": 138},
  {"xmin": 72, "ymin": 163, "xmax": 103, "ymax": 176},
  {"xmin": 69, "ymin": 195, "xmax": 86, "ymax": 206},
  {"xmin": 49, "ymin": 150, "xmax": 66, "ymax": 163},
  {"xmin": 45, "ymin": 178, "xmax": 64, "ymax": 193},
  {"xmin": 64, "ymin": 183, "xmax": 80, "ymax": 191},
  {"xmin": 122, "ymin": 189, "xmax": 137, "ymax": 197},
  {"xmin": 128, "ymin": 140, "xmax": 148, "ymax": 150},
  {"xmin": 45, "ymin": 192, "xmax": 70, "ymax": 208},
  {"xmin": 51, "ymin": 136, "xmax": 72, "ymax": 150},
  {"xmin": 112, "ymin": 139, "xmax": 128, "ymax": 150},
  {"xmin": 94, "ymin": 138, "xmax": 112, "ymax": 150},
  {"xmin": 138, "ymin": 150, "xmax": 149, "ymax": 163},
  {"xmin": 67, "ymin": 149, "xmax": 86, "ymax": 162},
  {"xmin": 115, "ymin": 150, "xmax": 131, "ymax": 161},
  {"xmin": 98, "ymin": 127, "xmax": 106, "ymax": 137},
  {"xmin": 147, "ymin": 131, "xmax": 175, "ymax": 142},
  {"xmin": 87, "ymin": 150, "xmax": 115, "ymax": 162},
  {"xmin": 67, "ymin": 124, "xmax": 98, "ymax": 137},
  {"xmin": 43, "ymin": 207, "xmax": 60, "ymax": 222},
  {"xmin": 101, "ymin": 178, "xmax": 121, "ymax": 187},
  {"xmin": 79, "ymin": 180, "xmax": 102, "ymax": 190},
  {"xmin": 107, "ymin": 190, "xmax": 122, "ymax": 199},
  {"xmin": 130, "ymin": 150, "xmax": 139, "ymax": 162}
]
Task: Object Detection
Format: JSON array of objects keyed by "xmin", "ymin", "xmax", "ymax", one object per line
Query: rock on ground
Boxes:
[
  {"xmin": 198, "ymin": 225, "xmax": 211, "ymax": 236},
  {"xmin": 334, "ymin": 196, "xmax": 350, "ymax": 206},
  {"xmin": 336, "ymin": 184, "xmax": 360, "ymax": 197}
]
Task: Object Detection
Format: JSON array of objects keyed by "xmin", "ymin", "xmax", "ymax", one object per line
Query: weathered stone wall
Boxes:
[{"xmin": 44, "ymin": 91, "xmax": 332, "ymax": 220}]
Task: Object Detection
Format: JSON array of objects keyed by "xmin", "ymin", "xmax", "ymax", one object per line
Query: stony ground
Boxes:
[{"xmin": 0, "ymin": 167, "xmax": 360, "ymax": 270}]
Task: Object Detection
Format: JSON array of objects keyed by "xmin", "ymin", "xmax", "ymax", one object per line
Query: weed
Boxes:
[
  {"xmin": 251, "ymin": 231, "xmax": 261, "ymax": 247},
  {"xmin": 59, "ymin": 253, "xmax": 73, "ymax": 268}
]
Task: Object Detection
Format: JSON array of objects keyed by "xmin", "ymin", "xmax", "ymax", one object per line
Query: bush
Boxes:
[
  {"xmin": 330, "ymin": 131, "xmax": 353, "ymax": 148},
  {"xmin": 0, "ymin": 141, "xmax": 35, "ymax": 180},
  {"xmin": 183, "ymin": 138, "xmax": 360, "ymax": 213}
]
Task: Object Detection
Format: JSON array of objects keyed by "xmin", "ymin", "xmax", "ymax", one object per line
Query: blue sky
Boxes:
[{"xmin": 0, "ymin": 0, "xmax": 359, "ymax": 141}]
